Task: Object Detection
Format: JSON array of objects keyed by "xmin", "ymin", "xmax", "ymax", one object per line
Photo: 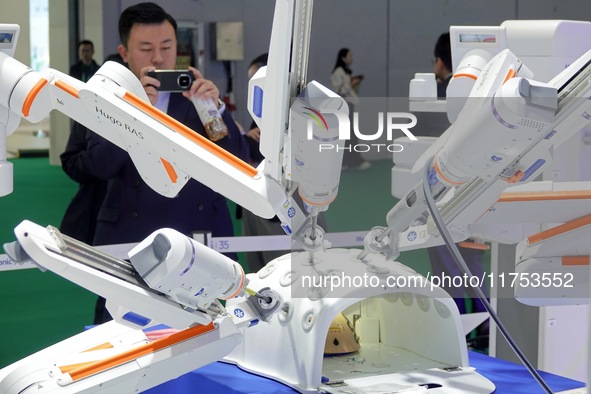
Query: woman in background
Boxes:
[{"xmin": 330, "ymin": 48, "xmax": 370, "ymax": 171}]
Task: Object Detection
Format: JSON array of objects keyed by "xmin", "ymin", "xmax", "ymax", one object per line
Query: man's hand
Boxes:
[
  {"xmin": 140, "ymin": 66, "xmax": 161, "ymax": 105},
  {"xmin": 246, "ymin": 126, "xmax": 261, "ymax": 142},
  {"xmin": 183, "ymin": 67, "xmax": 220, "ymax": 106},
  {"xmin": 138, "ymin": 66, "xmax": 220, "ymax": 107}
]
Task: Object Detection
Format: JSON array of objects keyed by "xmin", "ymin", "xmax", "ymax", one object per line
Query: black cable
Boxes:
[
  {"xmin": 223, "ymin": 60, "xmax": 233, "ymax": 94},
  {"xmin": 421, "ymin": 161, "xmax": 554, "ymax": 394}
]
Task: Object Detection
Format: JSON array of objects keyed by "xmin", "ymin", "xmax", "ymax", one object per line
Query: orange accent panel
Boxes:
[
  {"xmin": 222, "ymin": 265, "xmax": 246, "ymax": 300},
  {"xmin": 67, "ymin": 322, "xmax": 216, "ymax": 382},
  {"xmin": 161, "ymin": 158, "xmax": 179, "ymax": 184},
  {"xmin": 122, "ymin": 92, "xmax": 257, "ymax": 178},
  {"xmin": 458, "ymin": 241, "xmax": 490, "ymax": 251},
  {"xmin": 562, "ymin": 256, "xmax": 590, "ymax": 266},
  {"xmin": 453, "ymin": 73, "xmax": 478, "ymax": 80},
  {"xmin": 503, "ymin": 68, "xmax": 517, "ymax": 85},
  {"xmin": 498, "ymin": 190, "xmax": 591, "ymax": 203},
  {"xmin": 299, "ymin": 192, "xmax": 337, "ymax": 207},
  {"xmin": 433, "ymin": 155, "xmax": 464, "ymax": 186},
  {"xmin": 21, "ymin": 78, "xmax": 48, "ymax": 117},
  {"xmin": 505, "ymin": 170, "xmax": 525, "ymax": 184},
  {"xmin": 83, "ymin": 342, "xmax": 114, "ymax": 353},
  {"xmin": 54, "ymin": 79, "xmax": 80, "ymax": 99},
  {"xmin": 528, "ymin": 214, "xmax": 591, "ymax": 245},
  {"xmin": 59, "ymin": 362, "xmax": 95, "ymax": 374}
]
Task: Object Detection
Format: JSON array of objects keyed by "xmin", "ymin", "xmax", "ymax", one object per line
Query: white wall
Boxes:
[
  {"xmin": 80, "ymin": 0, "xmax": 104, "ymax": 63},
  {"xmin": 48, "ymin": 0, "xmax": 71, "ymax": 165},
  {"xmin": 0, "ymin": 0, "xmax": 31, "ymax": 64}
]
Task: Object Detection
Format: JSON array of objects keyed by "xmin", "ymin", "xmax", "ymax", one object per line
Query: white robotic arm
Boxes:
[
  {"xmin": 0, "ymin": 24, "xmax": 22, "ymax": 196},
  {"xmin": 0, "ymin": 13, "xmax": 345, "ymax": 243},
  {"xmin": 0, "ymin": 0, "xmax": 347, "ymax": 391},
  {"xmin": 363, "ymin": 46, "xmax": 591, "ymax": 262},
  {"xmin": 0, "ymin": 51, "xmax": 291, "ymax": 218}
]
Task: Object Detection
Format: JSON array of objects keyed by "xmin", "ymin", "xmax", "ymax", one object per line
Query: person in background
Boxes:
[
  {"xmin": 60, "ymin": 53, "xmax": 127, "ymax": 324},
  {"xmin": 86, "ymin": 2, "xmax": 249, "ymax": 323},
  {"xmin": 59, "ymin": 55, "xmax": 126, "ymax": 244},
  {"xmin": 69, "ymin": 40, "xmax": 100, "ymax": 82},
  {"xmin": 428, "ymin": 32, "xmax": 489, "ymax": 350},
  {"xmin": 59, "ymin": 121, "xmax": 108, "ymax": 246},
  {"xmin": 330, "ymin": 47, "xmax": 370, "ymax": 171},
  {"xmin": 104, "ymin": 52, "xmax": 125, "ymax": 65},
  {"xmin": 433, "ymin": 32, "xmax": 453, "ymax": 97}
]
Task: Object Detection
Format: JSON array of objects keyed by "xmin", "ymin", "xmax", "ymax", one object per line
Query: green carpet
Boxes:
[
  {"xmin": 325, "ymin": 160, "xmax": 433, "ymax": 276},
  {"xmin": 0, "ymin": 157, "xmax": 433, "ymax": 369},
  {"xmin": 0, "ymin": 158, "xmax": 96, "ymax": 369}
]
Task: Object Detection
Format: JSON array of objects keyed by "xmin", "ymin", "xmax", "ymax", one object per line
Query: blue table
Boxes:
[{"xmin": 145, "ymin": 351, "xmax": 585, "ymax": 393}]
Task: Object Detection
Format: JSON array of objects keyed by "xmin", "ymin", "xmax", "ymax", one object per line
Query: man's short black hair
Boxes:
[
  {"xmin": 119, "ymin": 2, "xmax": 178, "ymax": 47},
  {"xmin": 249, "ymin": 53, "xmax": 268, "ymax": 69},
  {"xmin": 78, "ymin": 39, "xmax": 94, "ymax": 50},
  {"xmin": 434, "ymin": 32, "xmax": 452, "ymax": 71}
]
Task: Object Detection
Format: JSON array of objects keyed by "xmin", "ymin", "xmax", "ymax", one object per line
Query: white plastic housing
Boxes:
[
  {"xmin": 435, "ymin": 50, "xmax": 554, "ymax": 186},
  {"xmin": 225, "ymin": 249, "xmax": 495, "ymax": 393},
  {"xmin": 129, "ymin": 228, "xmax": 245, "ymax": 310},
  {"xmin": 289, "ymin": 80, "xmax": 347, "ymax": 212},
  {"xmin": 0, "ymin": 160, "xmax": 12, "ymax": 196}
]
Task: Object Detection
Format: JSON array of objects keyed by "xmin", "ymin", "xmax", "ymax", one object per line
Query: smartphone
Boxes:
[{"xmin": 146, "ymin": 70, "xmax": 195, "ymax": 92}]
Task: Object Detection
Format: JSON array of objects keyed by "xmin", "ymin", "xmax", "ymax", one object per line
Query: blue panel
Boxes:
[
  {"xmin": 122, "ymin": 311, "xmax": 152, "ymax": 327},
  {"xmin": 522, "ymin": 159, "xmax": 546, "ymax": 182},
  {"xmin": 253, "ymin": 86, "xmax": 264, "ymax": 118}
]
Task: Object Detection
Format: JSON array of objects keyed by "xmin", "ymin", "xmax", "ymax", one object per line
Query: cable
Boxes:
[
  {"xmin": 421, "ymin": 161, "xmax": 554, "ymax": 394},
  {"xmin": 245, "ymin": 287, "xmax": 272, "ymax": 304}
]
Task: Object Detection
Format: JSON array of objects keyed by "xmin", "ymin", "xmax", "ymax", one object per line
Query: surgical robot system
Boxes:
[{"xmin": 1, "ymin": 0, "xmax": 591, "ymax": 392}]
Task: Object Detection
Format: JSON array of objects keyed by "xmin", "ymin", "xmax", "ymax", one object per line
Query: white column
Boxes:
[
  {"xmin": 80, "ymin": 0, "xmax": 104, "ymax": 63},
  {"xmin": 48, "ymin": 0, "xmax": 71, "ymax": 165},
  {"xmin": 0, "ymin": 0, "xmax": 30, "ymax": 64}
]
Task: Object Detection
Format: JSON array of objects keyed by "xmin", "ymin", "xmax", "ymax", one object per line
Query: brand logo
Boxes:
[
  {"xmin": 305, "ymin": 107, "xmax": 418, "ymax": 153},
  {"xmin": 95, "ymin": 106, "xmax": 144, "ymax": 139},
  {"xmin": 303, "ymin": 106, "xmax": 329, "ymax": 132},
  {"xmin": 287, "ymin": 207, "xmax": 296, "ymax": 218}
]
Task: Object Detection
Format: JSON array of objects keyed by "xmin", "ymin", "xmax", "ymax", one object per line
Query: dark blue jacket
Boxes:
[
  {"xmin": 69, "ymin": 60, "xmax": 101, "ymax": 83},
  {"xmin": 60, "ymin": 122, "xmax": 108, "ymax": 245},
  {"xmin": 87, "ymin": 93, "xmax": 249, "ymax": 252}
]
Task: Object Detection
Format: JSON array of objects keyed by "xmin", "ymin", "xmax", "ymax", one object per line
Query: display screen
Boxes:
[
  {"xmin": 0, "ymin": 33, "xmax": 13, "ymax": 43},
  {"xmin": 459, "ymin": 33, "xmax": 497, "ymax": 43}
]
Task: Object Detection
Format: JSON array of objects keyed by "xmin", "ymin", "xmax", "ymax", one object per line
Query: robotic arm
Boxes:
[
  {"xmin": 355, "ymin": 42, "xmax": 591, "ymax": 394},
  {"xmin": 0, "ymin": 24, "xmax": 22, "ymax": 196},
  {"xmin": 0, "ymin": 51, "xmax": 288, "ymax": 219},
  {"xmin": 362, "ymin": 46, "xmax": 591, "ymax": 262},
  {"xmin": 0, "ymin": 4, "xmax": 345, "ymax": 246},
  {"xmin": 0, "ymin": 0, "xmax": 347, "ymax": 391}
]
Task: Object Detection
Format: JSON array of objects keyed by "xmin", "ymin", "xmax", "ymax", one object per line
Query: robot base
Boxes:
[{"xmin": 225, "ymin": 248, "xmax": 495, "ymax": 393}]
